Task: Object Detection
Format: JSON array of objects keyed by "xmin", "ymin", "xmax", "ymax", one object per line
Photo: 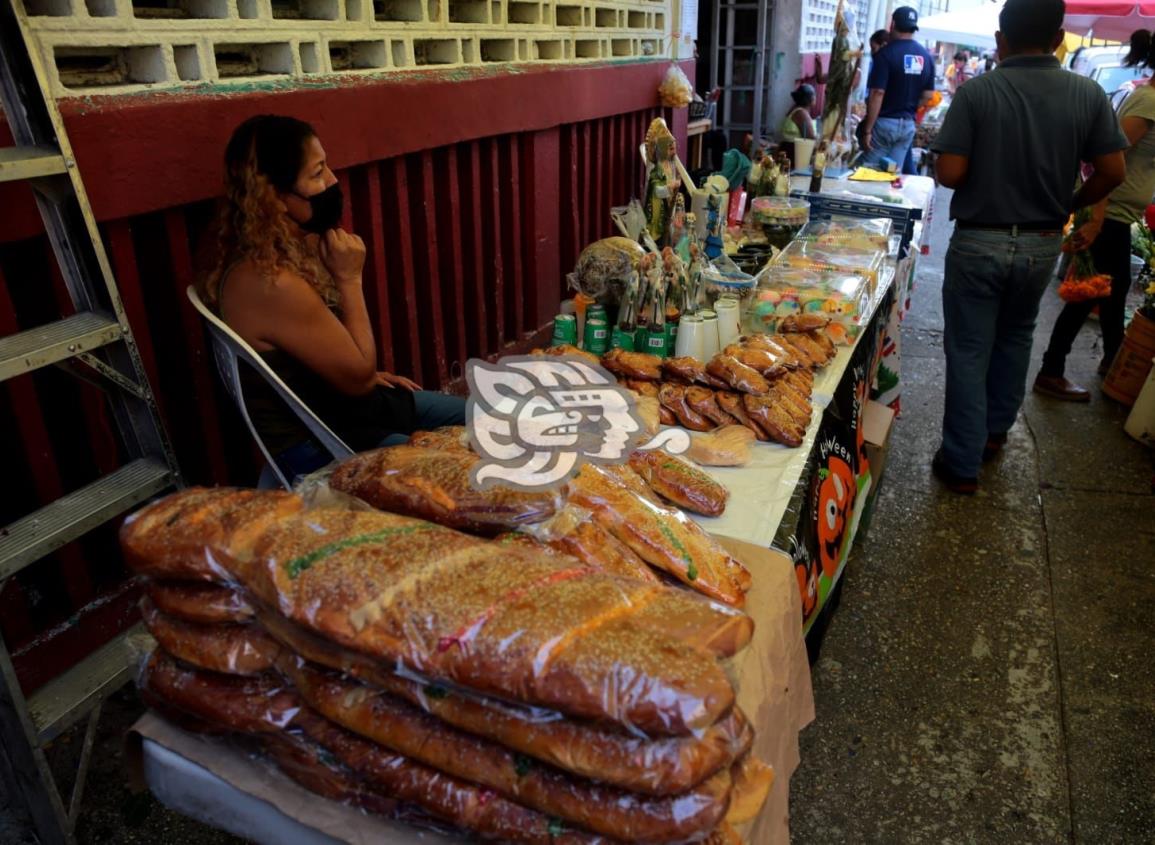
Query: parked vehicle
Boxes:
[{"xmin": 1068, "ymin": 45, "xmax": 1148, "ymax": 93}]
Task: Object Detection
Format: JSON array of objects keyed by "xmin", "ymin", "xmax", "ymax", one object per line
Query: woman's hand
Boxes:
[
  {"xmin": 1065, "ymin": 219, "xmax": 1103, "ymax": 253},
  {"xmin": 377, "ymin": 371, "xmax": 422, "ymax": 391},
  {"xmin": 320, "ymin": 228, "xmax": 366, "ymax": 285}
]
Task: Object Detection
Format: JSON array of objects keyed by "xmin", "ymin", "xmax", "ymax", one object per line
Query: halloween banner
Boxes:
[{"xmin": 774, "ymin": 285, "xmax": 892, "ymax": 631}]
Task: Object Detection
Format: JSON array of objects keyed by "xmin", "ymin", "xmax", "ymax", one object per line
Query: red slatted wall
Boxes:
[{"xmin": 0, "ymin": 97, "xmax": 668, "ymax": 691}]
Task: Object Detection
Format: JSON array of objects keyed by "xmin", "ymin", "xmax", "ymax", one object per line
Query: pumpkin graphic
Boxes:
[
  {"xmin": 817, "ymin": 455, "xmax": 855, "ymax": 578},
  {"xmin": 795, "ymin": 560, "xmax": 819, "ymax": 618}
]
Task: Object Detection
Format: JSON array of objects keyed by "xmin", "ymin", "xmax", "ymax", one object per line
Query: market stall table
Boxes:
[{"xmin": 126, "ymin": 174, "xmax": 935, "ymax": 845}]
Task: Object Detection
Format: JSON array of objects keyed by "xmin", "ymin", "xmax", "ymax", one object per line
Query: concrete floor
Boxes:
[
  {"xmin": 790, "ymin": 187, "xmax": 1155, "ymax": 844},
  {"xmin": 3, "ymin": 188, "xmax": 1153, "ymax": 845}
]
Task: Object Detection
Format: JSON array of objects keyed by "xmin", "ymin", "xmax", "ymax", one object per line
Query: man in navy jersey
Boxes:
[{"xmin": 860, "ymin": 7, "xmax": 935, "ymax": 169}]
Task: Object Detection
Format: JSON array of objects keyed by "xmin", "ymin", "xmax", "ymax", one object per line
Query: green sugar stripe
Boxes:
[
  {"xmin": 656, "ymin": 521, "xmax": 696, "ymax": 580},
  {"xmin": 286, "ymin": 525, "xmax": 434, "ymax": 579}
]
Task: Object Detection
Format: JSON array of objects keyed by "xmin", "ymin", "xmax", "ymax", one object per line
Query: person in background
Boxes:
[
  {"xmin": 199, "ymin": 115, "xmax": 466, "ymax": 483},
  {"xmin": 930, "ymin": 0, "xmax": 1127, "ymax": 494},
  {"xmin": 1035, "ymin": 29, "xmax": 1155, "ymax": 399},
  {"xmin": 855, "ymin": 31, "xmax": 891, "ymax": 148},
  {"xmin": 860, "ymin": 7, "xmax": 936, "ymax": 170},
  {"xmin": 947, "ymin": 52, "xmax": 972, "ymax": 94},
  {"xmin": 780, "ymin": 84, "xmax": 818, "ymax": 142}
]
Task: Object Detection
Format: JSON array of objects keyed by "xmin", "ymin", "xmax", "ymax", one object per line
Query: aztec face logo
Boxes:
[{"xmin": 467, "ymin": 355, "xmax": 689, "ymax": 490}]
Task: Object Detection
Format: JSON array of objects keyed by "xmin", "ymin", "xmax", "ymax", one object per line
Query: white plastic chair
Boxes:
[{"xmin": 186, "ymin": 286, "xmax": 354, "ymax": 489}]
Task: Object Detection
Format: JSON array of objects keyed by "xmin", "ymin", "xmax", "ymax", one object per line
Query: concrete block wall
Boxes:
[{"xmin": 19, "ymin": 0, "xmax": 673, "ymax": 96}]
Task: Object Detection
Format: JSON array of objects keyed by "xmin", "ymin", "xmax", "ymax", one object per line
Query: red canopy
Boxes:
[{"xmin": 1065, "ymin": 0, "xmax": 1155, "ymax": 41}]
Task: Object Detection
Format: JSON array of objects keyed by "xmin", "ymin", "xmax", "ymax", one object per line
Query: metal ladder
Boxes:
[{"xmin": 0, "ymin": 1, "xmax": 181, "ymax": 842}]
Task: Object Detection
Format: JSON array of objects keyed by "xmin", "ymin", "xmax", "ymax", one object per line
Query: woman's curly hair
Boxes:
[{"xmin": 199, "ymin": 115, "xmax": 338, "ymax": 308}]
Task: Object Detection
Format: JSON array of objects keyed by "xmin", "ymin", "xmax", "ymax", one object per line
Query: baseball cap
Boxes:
[{"xmin": 892, "ymin": 6, "xmax": 919, "ymax": 32}]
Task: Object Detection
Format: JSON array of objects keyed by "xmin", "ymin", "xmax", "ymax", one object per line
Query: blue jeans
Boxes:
[
  {"xmin": 941, "ymin": 228, "xmax": 1063, "ymax": 477},
  {"xmin": 258, "ymin": 390, "xmax": 467, "ymax": 487},
  {"xmin": 862, "ymin": 117, "xmax": 916, "ymax": 170}
]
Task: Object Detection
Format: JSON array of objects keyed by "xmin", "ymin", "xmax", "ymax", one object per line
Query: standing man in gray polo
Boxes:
[{"xmin": 929, "ymin": 0, "xmax": 1126, "ymax": 494}]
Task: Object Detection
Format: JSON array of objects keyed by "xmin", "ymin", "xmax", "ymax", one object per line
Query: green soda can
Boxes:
[
  {"xmin": 587, "ymin": 304, "xmax": 607, "ymax": 324},
  {"xmin": 645, "ymin": 325, "xmax": 668, "ymax": 358},
  {"xmin": 583, "ymin": 318, "xmax": 609, "ymax": 355},
  {"xmin": 551, "ymin": 313, "xmax": 578, "ymax": 347},
  {"xmin": 611, "ymin": 325, "xmax": 635, "ymax": 351},
  {"xmin": 664, "ymin": 320, "xmax": 678, "ymax": 353}
]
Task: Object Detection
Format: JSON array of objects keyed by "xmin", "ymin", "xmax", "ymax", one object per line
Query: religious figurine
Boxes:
[
  {"xmin": 668, "ymin": 193, "xmax": 688, "ymax": 252},
  {"xmin": 644, "ymin": 118, "xmax": 682, "ymax": 247},
  {"xmin": 821, "ymin": 0, "xmax": 863, "ymax": 144}
]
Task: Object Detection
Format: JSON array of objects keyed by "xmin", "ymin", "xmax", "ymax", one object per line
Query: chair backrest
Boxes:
[{"xmin": 186, "ymin": 286, "xmax": 354, "ymax": 489}]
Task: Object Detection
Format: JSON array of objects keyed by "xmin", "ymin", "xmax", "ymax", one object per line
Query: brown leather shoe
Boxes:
[{"xmin": 1033, "ymin": 374, "xmax": 1090, "ymax": 402}]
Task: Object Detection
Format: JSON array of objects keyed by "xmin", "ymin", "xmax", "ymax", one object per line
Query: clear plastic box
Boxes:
[
  {"xmin": 773, "ymin": 238, "xmax": 886, "ymax": 290},
  {"xmin": 742, "ymin": 265, "xmax": 872, "ymax": 345},
  {"xmin": 795, "ymin": 216, "xmax": 893, "ymax": 251}
]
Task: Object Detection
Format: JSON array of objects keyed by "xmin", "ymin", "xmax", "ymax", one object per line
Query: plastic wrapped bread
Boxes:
[
  {"xmin": 141, "ymin": 597, "xmax": 281, "ymax": 676},
  {"xmin": 139, "ymin": 649, "xmax": 299, "ymax": 734},
  {"xmin": 122, "ymin": 489, "xmax": 742, "ymax": 735},
  {"xmin": 329, "ymin": 445, "xmax": 564, "ymax": 536},
  {"xmin": 627, "ymin": 451, "xmax": 729, "ymax": 517},
  {"xmin": 281, "ymin": 711, "xmax": 624, "ymax": 845},
  {"xmin": 259, "ymin": 608, "xmax": 752, "ymax": 796},
  {"xmin": 145, "ymin": 580, "xmax": 254, "ymax": 624},
  {"xmin": 505, "ymin": 508, "xmax": 660, "ymax": 584},
  {"xmin": 284, "ymin": 658, "xmax": 733, "ymax": 842},
  {"xmin": 568, "ymin": 467, "xmax": 751, "ymax": 605}
]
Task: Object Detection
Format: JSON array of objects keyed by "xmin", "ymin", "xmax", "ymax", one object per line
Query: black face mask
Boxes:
[{"xmin": 294, "ymin": 182, "xmax": 343, "ymax": 234}]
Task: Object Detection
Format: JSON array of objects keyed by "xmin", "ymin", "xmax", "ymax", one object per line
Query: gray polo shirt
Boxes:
[{"xmin": 932, "ymin": 54, "xmax": 1127, "ymax": 225}]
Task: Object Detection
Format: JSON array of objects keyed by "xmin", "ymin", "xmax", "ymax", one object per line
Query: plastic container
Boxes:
[
  {"xmin": 749, "ymin": 197, "xmax": 811, "ymax": 250},
  {"xmin": 1124, "ymin": 357, "xmax": 1155, "ymax": 445},
  {"xmin": 743, "ymin": 265, "xmax": 872, "ymax": 344},
  {"xmin": 700, "ymin": 258, "xmax": 757, "ymax": 311},
  {"xmin": 796, "ymin": 216, "xmax": 893, "ymax": 251},
  {"xmin": 773, "ymin": 238, "xmax": 886, "ymax": 290}
]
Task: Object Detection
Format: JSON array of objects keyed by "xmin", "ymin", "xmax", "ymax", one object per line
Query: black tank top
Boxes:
[{"xmin": 222, "ymin": 270, "xmax": 417, "ymax": 456}]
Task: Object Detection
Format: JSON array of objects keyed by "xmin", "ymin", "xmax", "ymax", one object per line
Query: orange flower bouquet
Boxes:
[{"xmin": 1058, "ymin": 209, "xmax": 1112, "ymax": 303}]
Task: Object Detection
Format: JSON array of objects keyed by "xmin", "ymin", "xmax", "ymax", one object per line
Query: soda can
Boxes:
[
  {"xmin": 551, "ymin": 313, "xmax": 578, "ymax": 347},
  {"xmin": 645, "ymin": 325, "xmax": 668, "ymax": 358},
  {"xmin": 583, "ymin": 318, "xmax": 609, "ymax": 355},
  {"xmin": 664, "ymin": 320, "xmax": 678, "ymax": 353},
  {"xmin": 611, "ymin": 325, "xmax": 635, "ymax": 351},
  {"xmin": 587, "ymin": 304, "xmax": 607, "ymax": 324}
]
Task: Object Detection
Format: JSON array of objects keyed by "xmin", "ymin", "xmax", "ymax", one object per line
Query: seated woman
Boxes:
[
  {"xmin": 779, "ymin": 85, "xmax": 817, "ymax": 144},
  {"xmin": 198, "ymin": 114, "xmax": 465, "ymax": 481}
]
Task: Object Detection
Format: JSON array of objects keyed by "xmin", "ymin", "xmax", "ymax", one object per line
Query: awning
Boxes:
[
  {"xmin": 917, "ymin": 3, "xmax": 1003, "ymax": 49},
  {"xmin": 1065, "ymin": 0, "xmax": 1155, "ymax": 41}
]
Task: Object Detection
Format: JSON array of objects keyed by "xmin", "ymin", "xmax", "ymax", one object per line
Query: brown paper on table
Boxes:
[
  {"xmin": 715, "ymin": 535, "xmax": 815, "ymax": 845},
  {"xmin": 128, "ymin": 534, "xmax": 814, "ymax": 845}
]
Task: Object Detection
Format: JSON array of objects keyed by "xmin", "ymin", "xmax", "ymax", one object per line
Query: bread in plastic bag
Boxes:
[
  {"xmin": 122, "ymin": 489, "xmax": 739, "ymax": 735},
  {"xmin": 658, "ymin": 64, "xmax": 694, "ymax": 109},
  {"xmin": 329, "ymin": 444, "xmax": 564, "ymax": 536},
  {"xmin": 259, "ymin": 609, "xmax": 753, "ymax": 797},
  {"xmin": 627, "ymin": 450, "xmax": 729, "ymax": 517},
  {"xmin": 139, "ymin": 648, "xmax": 299, "ymax": 734},
  {"xmin": 145, "ymin": 580, "xmax": 254, "ymax": 624},
  {"xmin": 141, "ymin": 596, "xmax": 281, "ymax": 676},
  {"xmin": 283, "ymin": 657, "xmax": 733, "ymax": 842},
  {"xmin": 568, "ymin": 466, "xmax": 750, "ymax": 604}
]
